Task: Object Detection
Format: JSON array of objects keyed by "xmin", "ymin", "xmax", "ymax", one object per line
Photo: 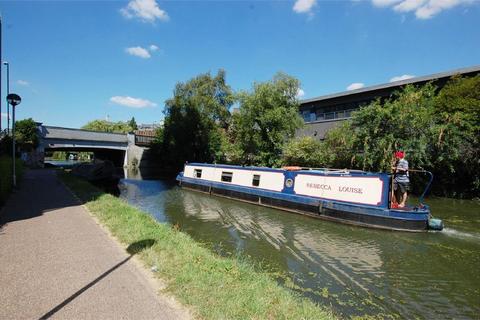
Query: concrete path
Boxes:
[{"xmin": 0, "ymin": 169, "xmax": 190, "ymax": 320}]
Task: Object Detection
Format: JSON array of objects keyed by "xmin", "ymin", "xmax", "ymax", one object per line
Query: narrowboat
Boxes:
[{"xmin": 176, "ymin": 163, "xmax": 444, "ymax": 232}]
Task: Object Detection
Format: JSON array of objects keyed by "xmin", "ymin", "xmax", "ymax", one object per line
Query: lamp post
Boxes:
[
  {"xmin": 7, "ymin": 93, "xmax": 21, "ymax": 187},
  {"xmin": 3, "ymin": 61, "xmax": 9, "ymax": 132}
]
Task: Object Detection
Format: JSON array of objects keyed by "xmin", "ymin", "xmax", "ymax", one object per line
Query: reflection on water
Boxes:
[
  {"xmin": 45, "ymin": 159, "xmax": 85, "ymax": 167},
  {"xmin": 118, "ymin": 178, "xmax": 480, "ymax": 319}
]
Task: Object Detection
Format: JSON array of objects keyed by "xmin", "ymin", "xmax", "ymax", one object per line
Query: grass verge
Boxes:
[
  {"xmin": 0, "ymin": 156, "xmax": 24, "ymax": 206},
  {"xmin": 60, "ymin": 171, "xmax": 335, "ymax": 320}
]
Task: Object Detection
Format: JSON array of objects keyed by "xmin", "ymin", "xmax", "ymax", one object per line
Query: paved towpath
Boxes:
[{"xmin": 0, "ymin": 169, "xmax": 190, "ymax": 320}]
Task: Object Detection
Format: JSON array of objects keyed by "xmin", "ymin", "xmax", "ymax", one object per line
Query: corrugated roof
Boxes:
[{"xmin": 301, "ymin": 65, "xmax": 480, "ymax": 104}]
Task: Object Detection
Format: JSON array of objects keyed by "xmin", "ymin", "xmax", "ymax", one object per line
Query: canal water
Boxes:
[
  {"xmin": 45, "ymin": 160, "xmax": 84, "ymax": 167},
  {"xmin": 115, "ymin": 171, "xmax": 479, "ymax": 319}
]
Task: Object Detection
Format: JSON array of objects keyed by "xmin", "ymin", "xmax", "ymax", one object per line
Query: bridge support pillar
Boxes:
[
  {"xmin": 125, "ymin": 135, "xmax": 154, "ymax": 168},
  {"xmin": 125, "ymin": 144, "xmax": 147, "ymax": 168}
]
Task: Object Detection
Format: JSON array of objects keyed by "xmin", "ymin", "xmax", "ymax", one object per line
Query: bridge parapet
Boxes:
[{"xmin": 40, "ymin": 126, "xmax": 129, "ymax": 144}]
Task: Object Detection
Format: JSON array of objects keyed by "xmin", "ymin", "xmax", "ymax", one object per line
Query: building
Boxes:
[
  {"xmin": 134, "ymin": 123, "xmax": 162, "ymax": 146},
  {"xmin": 297, "ymin": 65, "xmax": 480, "ymax": 140}
]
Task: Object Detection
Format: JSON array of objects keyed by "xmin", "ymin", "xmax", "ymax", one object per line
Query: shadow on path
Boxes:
[
  {"xmin": 0, "ymin": 170, "xmax": 81, "ymax": 229},
  {"xmin": 38, "ymin": 239, "xmax": 156, "ymax": 320}
]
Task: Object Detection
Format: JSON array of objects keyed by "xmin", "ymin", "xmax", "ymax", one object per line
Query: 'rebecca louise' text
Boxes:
[{"xmin": 306, "ymin": 183, "xmax": 363, "ymax": 194}]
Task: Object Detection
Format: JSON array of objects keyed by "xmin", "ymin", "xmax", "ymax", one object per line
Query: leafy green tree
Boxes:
[
  {"xmin": 233, "ymin": 72, "xmax": 303, "ymax": 167},
  {"xmin": 282, "ymin": 122, "xmax": 357, "ymax": 169},
  {"xmin": 350, "ymin": 84, "xmax": 435, "ymax": 172},
  {"xmin": 158, "ymin": 70, "xmax": 234, "ymax": 169},
  {"xmin": 319, "ymin": 120, "xmax": 358, "ymax": 169},
  {"xmin": 82, "ymin": 120, "xmax": 112, "ymax": 132},
  {"xmin": 128, "ymin": 117, "xmax": 138, "ymax": 131},
  {"xmin": 430, "ymin": 75, "xmax": 480, "ymax": 196},
  {"xmin": 15, "ymin": 118, "xmax": 39, "ymax": 150},
  {"xmin": 308, "ymin": 77, "xmax": 479, "ymax": 198},
  {"xmin": 82, "ymin": 119, "xmax": 133, "ymax": 133},
  {"xmin": 282, "ymin": 136, "xmax": 324, "ymax": 167}
]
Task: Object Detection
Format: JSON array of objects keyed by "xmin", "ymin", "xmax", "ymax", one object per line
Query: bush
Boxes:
[{"xmin": 282, "ymin": 136, "xmax": 325, "ymax": 167}]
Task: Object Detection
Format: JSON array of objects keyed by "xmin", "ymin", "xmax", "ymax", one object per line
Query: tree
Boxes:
[
  {"xmin": 82, "ymin": 120, "xmax": 133, "ymax": 133},
  {"xmin": 128, "ymin": 117, "xmax": 138, "ymax": 131},
  {"xmin": 308, "ymin": 77, "xmax": 480, "ymax": 198},
  {"xmin": 430, "ymin": 75, "xmax": 480, "ymax": 197},
  {"xmin": 349, "ymin": 84, "xmax": 435, "ymax": 172},
  {"xmin": 15, "ymin": 118, "xmax": 39, "ymax": 151},
  {"xmin": 319, "ymin": 120, "xmax": 357, "ymax": 169},
  {"xmin": 282, "ymin": 136, "xmax": 324, "ymax": 167},
  {"xmin": 158, "ymin": 69, "xmax": 234, "ymax": 169},
  {"xmin": 232, "ymin": 72, "xmax": 303, "ymax": 167}
]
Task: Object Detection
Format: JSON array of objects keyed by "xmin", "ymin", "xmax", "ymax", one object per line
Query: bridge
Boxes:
[{"xmin": 33, "ymin": 124, "xmax": 155, "ymax": 168}]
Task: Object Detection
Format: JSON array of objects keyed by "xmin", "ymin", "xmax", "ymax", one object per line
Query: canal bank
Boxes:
[
  {"xmin": 0, "ymin": 169, "xmax": 190, "ymax": 319},
  {"xmin": 60, "ymin": 171, "xmax": 335, "ymax": 319},
  {"xmin": 117, "ymin": 174, "xmax": 480, "ymax": 319}
]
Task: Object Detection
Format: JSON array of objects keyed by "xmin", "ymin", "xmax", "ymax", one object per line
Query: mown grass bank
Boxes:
[
  {"xmin": 60, "ymin": 172, "xmax": 335, "ymax": 320},
  {"xmin": 0, "ymin": 156, "xmax": 24, "ymax": 205}
]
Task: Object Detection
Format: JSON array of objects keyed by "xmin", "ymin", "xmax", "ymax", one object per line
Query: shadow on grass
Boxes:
[{"xmin": 38, "ymin": 239, "xmax": 156, "ymax": 320}]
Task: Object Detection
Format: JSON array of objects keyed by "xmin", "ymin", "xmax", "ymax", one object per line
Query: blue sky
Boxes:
[{"xmin": 0, "ymin": 0, "xmax": 479, "ymax": 128}]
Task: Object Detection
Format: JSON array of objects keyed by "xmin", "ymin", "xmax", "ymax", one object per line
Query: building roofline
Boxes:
[{"xmin": 300, "ymin": 65, "xmax": 480, "ymax": 104}]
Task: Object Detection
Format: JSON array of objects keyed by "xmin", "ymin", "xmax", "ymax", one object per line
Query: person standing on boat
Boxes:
[{"xmin": 393, "ymin": 151, "xmax": 410, "ymax": 208}]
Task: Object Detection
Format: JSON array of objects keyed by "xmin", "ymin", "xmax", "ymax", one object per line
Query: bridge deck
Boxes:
[{"xmin": 40, "ymin": 126, "xmax": 128, "ymax": 144}]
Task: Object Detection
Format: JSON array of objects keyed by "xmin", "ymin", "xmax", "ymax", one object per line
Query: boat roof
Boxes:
[{"xmin": 186, "ymin": 163, "xmax": 384, "ymax": 176}]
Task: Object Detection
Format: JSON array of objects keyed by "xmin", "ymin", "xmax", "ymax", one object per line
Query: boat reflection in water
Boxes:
[{"xmin": 118, "ymin": 178, "xmax": 480, "ymax": 319}]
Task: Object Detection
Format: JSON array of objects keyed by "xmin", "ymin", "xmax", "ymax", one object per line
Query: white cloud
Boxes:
[
  {"xmin": 125, "ymin": 46, "xmax": 151, "ymax": 59},
  {"xmin": 347, "ymin": 83, "xmax": 365, "ymax": 91},
  {"xmin": 110, "ymin": 96, "xmax": 157, "ymax": 108},
  {"xmin": 415, "ymin": 0, "xmax": 468, "ymax": 19},
  {"xmin": 17, "ymin": 80, "xmax": 29, "ymax": 86},
  {"xmin": 296, "ymin": 88, "xmax": 305, "ymax": 98},
  {"xmin": 372, "ymin": 0, "xmax": 402, "ymax": 7},
  {"xmin": 393, "ymin": 0, "xmax": 426, "ymax": 12},
  {"xmin": 120, "ymin": 0, "xmax": 169, "ymax": 23},
  {"xmin": 293, "ymin": 0, "xmax": 317, "ymax": 13},
  {"xmin": 390, "ymin": 74, "xmax": 415, "ymax": 82},
  {"xmin": 371, "ymin": 0, "xmax": 473, "ymax": 19},
  {"xmin": 149, "ymin": 44, "xmax": 159, "ymax": 52}
]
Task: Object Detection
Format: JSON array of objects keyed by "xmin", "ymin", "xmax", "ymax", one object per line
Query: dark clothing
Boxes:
[{"xmin": 394, "ymin": 180, "xmax": 410, "ymax": 193}]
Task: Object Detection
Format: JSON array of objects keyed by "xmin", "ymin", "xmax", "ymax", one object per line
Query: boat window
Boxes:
[
  {"xmin": 252, "ymin": 174, "xmax": 260, "ymax": 187},
  {"xmin": 221, "ymin": 172, "xmax": 233, "ymax": 183},
  {"xmin": 194, "ymin": 169, "xmax": 202, "ymax": 178}
]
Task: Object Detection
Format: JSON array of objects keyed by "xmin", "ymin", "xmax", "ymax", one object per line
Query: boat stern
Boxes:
[
  {"xmin": 428, "ymin": 217, "xmax": 444, "ymax": 231},
  {"xmin": 414, "ymin": 204, "xmax": 444, "ymax": 231}
]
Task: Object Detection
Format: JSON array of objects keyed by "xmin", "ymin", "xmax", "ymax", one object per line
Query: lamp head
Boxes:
[
  {"xmin": 3, "ymin": 61, "xmax": 8, "ymax": 66},
  {"xmin": 7, "ymin": 93, "xmax": 21, "ymax": 107}
]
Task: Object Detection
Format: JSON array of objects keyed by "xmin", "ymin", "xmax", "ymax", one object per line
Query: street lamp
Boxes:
[
  {"xmin": 3, "ymin": 61, "xmax": 9, "ymax": 132},
  {"xmin": 7, "ymin": 93, "xmax": 21, "ymax": 187}
]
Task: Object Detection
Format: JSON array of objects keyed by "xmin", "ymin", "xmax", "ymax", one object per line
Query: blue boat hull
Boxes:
[{"xmin": 178, "ymin": 175, "xmax": 430, "ymax": 232}]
